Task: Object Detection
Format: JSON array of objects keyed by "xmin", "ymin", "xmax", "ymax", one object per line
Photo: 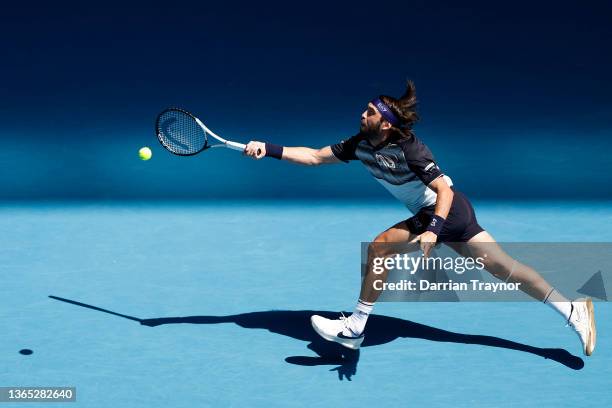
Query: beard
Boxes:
[{"xmin": 360, "ymin": 120, "xmax": 382, "ymax": 139}]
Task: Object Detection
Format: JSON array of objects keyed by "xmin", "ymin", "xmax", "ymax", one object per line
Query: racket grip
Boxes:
[{"xmin": 226, "ymin": 141, "xmax": 246, "ymax": 151}]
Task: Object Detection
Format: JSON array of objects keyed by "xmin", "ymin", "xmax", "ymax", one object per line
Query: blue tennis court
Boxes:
[
  {"xmin": 1, "ymin": 202, "xmax": 610, "ymax": 407},
  {"xmin": 3, "ymin": 2, "xmax": 612, "ymax": 406}
]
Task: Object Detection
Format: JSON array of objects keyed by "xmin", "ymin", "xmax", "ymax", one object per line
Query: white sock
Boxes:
[
  {"xmin": 346, "ymin": 299, "xmax": 374, "ymax": 336},
  {"xmin": 543, "ymin": 288, "xmax": 572, "ymax": 322}
]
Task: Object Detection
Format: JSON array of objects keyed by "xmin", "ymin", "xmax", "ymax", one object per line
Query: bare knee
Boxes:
[
  {"xmin": 367, "ymin": 239, "xmax": 385, "ymax": 261},
  {"xmin": 482, "ymin": 257, "xmax": 513, "ymax": 280},
  {"xmin": 365, "ymin": 236, "xmax": 396, "ymax": 278}
]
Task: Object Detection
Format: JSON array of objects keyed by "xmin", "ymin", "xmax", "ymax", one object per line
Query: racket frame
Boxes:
[{"xmin": 156, "ymin": 107, "xmax": 246, "ymax": 156}]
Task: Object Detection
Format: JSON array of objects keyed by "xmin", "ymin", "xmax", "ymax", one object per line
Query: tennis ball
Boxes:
[{"xmin": 139, "ymin": 147, "xmax": 152, "ymax": 161}]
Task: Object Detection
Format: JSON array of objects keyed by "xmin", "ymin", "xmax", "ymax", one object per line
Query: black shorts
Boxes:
[{"xmin": 405, "ymin": 189, "xmax": 484, "ymax": 243}]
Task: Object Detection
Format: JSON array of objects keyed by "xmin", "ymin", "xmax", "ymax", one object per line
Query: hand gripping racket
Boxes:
[{"xmin": 155, "ymin": 107, "xmax": 259, "ymax": 156}]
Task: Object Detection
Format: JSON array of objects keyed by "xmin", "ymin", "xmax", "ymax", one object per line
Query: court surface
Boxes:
[{"xmin": 1, "ymin": 201, "xmax": 611, "ymax": 407}]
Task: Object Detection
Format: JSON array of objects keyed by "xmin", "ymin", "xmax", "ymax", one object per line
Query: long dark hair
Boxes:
[{"xmin": 380, "ymin": 80, "xmax": 419, "ymax": 139}]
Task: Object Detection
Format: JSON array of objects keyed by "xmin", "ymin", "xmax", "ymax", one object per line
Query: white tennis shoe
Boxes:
[
  {"xmin": 568, "ymin": 298, "xmax": 596, "ymax": 356},
  {"xmin": 310, "ymin": 313, "xmax": 365, "ymax": 350}
]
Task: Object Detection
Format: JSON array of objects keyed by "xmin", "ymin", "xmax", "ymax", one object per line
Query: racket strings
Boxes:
[{"xmin": 156, "ymin": 109, "xmax": 207, "ymax": 155}]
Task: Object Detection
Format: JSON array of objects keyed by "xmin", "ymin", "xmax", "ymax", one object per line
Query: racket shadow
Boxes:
[{"xmin": 49, "ymin": 296, "xmax": 585, "ymax": 380}]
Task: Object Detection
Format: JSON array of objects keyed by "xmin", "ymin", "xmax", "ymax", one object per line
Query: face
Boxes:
[{"xmin": 360, "ymin": 103, "xmax": 382, "ymax": 133}]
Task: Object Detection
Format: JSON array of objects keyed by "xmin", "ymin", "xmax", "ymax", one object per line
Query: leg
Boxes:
[
  {"xmin": 437, "ymin": 189, "xmax": 594, "ymax": 355},
  {"xmin": 311, "ymin": 219, "xmax": 421, "ymax": 350},
  {"xmin": 457, "ymin": 230, "xmax": 596, "ymax": 356},
  {"xmin": 462, "ymin": 230, "xmax": 553, "ymax": 301},
  {"xmin": 360, "ymin": 221, "xmax": 421, "ymax": 303}
]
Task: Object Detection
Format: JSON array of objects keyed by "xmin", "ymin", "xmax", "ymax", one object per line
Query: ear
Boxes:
[{"xmin": 380, "ymin": 120, "xmax": 392, "ymax": 130}]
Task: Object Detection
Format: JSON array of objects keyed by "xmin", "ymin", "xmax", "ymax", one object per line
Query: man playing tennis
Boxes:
[{"xmin": 243, "ymin": 81, "xmax": 596, "ymax": 356}]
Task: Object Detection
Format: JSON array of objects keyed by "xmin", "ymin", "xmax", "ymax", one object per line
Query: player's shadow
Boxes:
[
  {"xmin": 48, "ymin": 296, "xmax": 585, "ymax": 380},
  {"xmin": 139, "ymin": 311, "xmax": 585, "ymax": 379}
]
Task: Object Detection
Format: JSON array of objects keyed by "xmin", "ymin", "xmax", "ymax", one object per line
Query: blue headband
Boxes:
[{"xmin": 371, "ymin": 97, "xmax": 401, "ymax": 126}]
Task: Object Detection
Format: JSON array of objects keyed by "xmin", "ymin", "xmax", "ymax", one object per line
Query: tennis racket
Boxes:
[{"xmin": 155, "ymin": 107, "xmax": 259, "ymax": 156}]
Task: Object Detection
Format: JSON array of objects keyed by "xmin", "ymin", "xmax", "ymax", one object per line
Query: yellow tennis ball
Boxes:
[{"xmin": 139, "ymin": 147, "xmax": 152, "ymax": 161}]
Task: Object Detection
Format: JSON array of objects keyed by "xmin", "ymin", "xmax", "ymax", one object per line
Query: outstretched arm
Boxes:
[{"xmin": 243, "ymin": 141, "xmax": 341, "ymax": 166}]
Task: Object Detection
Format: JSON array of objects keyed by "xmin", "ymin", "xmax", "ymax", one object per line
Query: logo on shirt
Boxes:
[{"xmin": 375, "ymin": 154, "xmax": 396, "ymax": 169}]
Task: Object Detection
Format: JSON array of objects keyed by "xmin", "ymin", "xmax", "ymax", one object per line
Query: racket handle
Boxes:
[
  {"xmin": 226, "ymin": 141, "xmax": 246, "ymax": 151},
  {"xmin": 227, "ymin": 141, "xmax": 261, "ymax": 156}
]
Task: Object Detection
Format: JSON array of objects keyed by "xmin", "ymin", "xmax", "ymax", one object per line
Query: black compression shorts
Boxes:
[{"xmin": 405, "ymin": 189, "xmax": 484, "ymax": 243}]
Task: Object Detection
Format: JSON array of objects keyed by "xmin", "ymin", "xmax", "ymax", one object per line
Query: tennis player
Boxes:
[{"xmin": 244, "ymin": 81, "xmax": 596, "ymax": 356}]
